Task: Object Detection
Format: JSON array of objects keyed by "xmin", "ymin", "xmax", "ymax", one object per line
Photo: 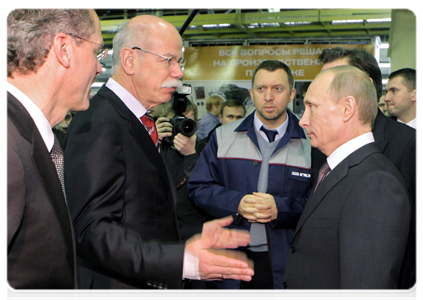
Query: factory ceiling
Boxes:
[{"xmin": 95, "ymin": 9, "xmax": 392, "ymax": 47}]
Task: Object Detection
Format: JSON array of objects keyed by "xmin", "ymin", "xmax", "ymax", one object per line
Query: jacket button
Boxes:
[
  {"xmin": 253, "ymin": 161, "xmax": 258, "ymax": 166},
  {"xmin": 290, "ymin": 246, "xmax": 296, "ymax": 254},
  {"xmin": 283, "ymin": 281, "xmax": 288, "ymax": 288}
]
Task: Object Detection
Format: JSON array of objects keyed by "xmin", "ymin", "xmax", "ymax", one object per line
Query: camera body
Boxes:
[{"xmin": 163, "ymin": 84, "xmax": 197, "ymax": 146}]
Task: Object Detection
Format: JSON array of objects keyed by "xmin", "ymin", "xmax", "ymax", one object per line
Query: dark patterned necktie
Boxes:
[
  {"xmin": 261, "ymin": 126, "xmax": 277, "ymax": 142},
  {"xmin": 314, "ymin": 161, "xmax": 331, "ymax": 192},
  {"xmin": 50, "ymin": 134, "xmax": 66, "ymax": 200},
  {"xmin": 141, "ymin": 114, "xmax": 158, "ymax": 147}
]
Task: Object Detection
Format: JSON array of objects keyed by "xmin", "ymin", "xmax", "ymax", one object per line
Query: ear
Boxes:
[
  {"xmin": 411, "ymin": 89, "xmax": 416, "ymax": 102},
  {"xmin": 120, "ymin": 47, "xmax": 136, "ymax": 75},
  {"xmin": 289, "ymin": 88, "xmax": 296, "ymax": 103},
  {"xmin": 342, "ymin": 96, "xmax": 356, "ymax": 122},
  {"xmin": 52, "ymin": 33, "xmax": 72, "ymax": 68}
]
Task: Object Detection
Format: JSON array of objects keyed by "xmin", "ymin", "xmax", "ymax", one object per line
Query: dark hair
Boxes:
[
  {"xmin": 251, "ymin": 60, "xmax": 294, "ymax": 90},
  {"xmin": 219, "ymin": 98, "xmax": 246, "ymax": 116},
  {"xmin": 388, "ymin": 68, "xmax": 416, "ymax": 91},
  {"xmin": 8, "ymin": 9, "xmax": 95, "ymax": 77},
  {"xmin": 319, "ymin": 47, "xmax": 383, "ymax": 100}
]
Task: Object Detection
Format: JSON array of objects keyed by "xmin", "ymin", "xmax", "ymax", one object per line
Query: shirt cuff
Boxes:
[{"xmin": 182, "ymin": 251, "xmax": 200, "ymax": 280}]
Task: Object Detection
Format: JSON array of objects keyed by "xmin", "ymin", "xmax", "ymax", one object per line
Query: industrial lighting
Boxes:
[
  {"xmin": 379, "ymin": 43, "xmax": 390, "ymax": 49},
  {"xmin": 203, "ymin": 23, "xmax": 231, "ymax": 28},
  {"xmin": 367, "ymin": 18, "xmax": 391, "ymax": 23},
  {"xmin": 332, "ymin": 19, "xmax": 363, "ymax": 25}
]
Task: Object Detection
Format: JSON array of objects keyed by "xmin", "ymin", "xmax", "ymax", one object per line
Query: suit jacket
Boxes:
[
  {"xmin": 7, "ymin": 93, "xmax": 76, "ymax": 289},
  {"xmin": 63, "ymin": 85, "xmax": 185, "ymax": 289},
  {"xmin": 311, "ymin": 110, "xmax": 416, "ymax": 288},
  {"xmin": 283, "ymin": 143, "xmax": 410, "ymax": 289}
]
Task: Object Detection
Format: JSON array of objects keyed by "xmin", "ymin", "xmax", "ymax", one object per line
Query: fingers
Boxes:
[{"xmin": 198, "ymin": 249, "xmax": 254, "ymax": 281}]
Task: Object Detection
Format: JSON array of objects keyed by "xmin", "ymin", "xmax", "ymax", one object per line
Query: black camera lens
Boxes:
[{"xmin": 174, "ymin": 118, "xmax": 197, "ymax": 137}]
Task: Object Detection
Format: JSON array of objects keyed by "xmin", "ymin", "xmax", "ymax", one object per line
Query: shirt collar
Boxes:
[
  {"xmin": 253, "ymin": 112, "xmax": 289, "ymax": 142},
  {"xmin": 7, "ymin": 82, "xmax": 55, "ymax": 152},
  {"xmin": 106, "ymin": 78, "xmax": 148, "ymax": 118},
  {"xmin": 327, "ymin": 132, "xmax": 375, "ymax": 170}
]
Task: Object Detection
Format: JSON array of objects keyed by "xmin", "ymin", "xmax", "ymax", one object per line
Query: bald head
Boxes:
[{"xmin": 112, "ymin": 15, "xmax": 181, "ymax": 68}]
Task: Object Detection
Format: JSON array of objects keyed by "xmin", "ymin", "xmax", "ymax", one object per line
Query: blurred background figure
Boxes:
[
  {"xmin": 53, "ymin": 111, "xmax": 73, "ymax": 147},
  {"xmin": 196, "ymin": 94, "xmax": 224, "ymax": 140}
]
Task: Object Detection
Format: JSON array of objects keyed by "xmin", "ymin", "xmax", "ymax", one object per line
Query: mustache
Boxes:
[{"xmin": 161, "ymin": 79, "xmax": 183, "ymax": 89}]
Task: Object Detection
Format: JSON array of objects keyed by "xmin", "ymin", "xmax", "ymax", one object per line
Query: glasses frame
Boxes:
[
  {"xmin": 132, "ymin": 47, "xmax": 186, "ymax": 70},
  {"xmin": 66, "ymin": 33, "xmax": 108, "ymax": 60}
]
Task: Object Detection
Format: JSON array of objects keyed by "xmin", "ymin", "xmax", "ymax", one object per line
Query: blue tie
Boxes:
[{"xmin": 261, "ymin": 126, "xmax": 277, "ymax": 142}]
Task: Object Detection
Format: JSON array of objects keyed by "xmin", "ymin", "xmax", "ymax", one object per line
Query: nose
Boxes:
[
  {"xmin": 264, "ymin": 89, "xmax": 273, "ymax": 101},
  {"xmin": 96, "ymin": 59, "xmax": 103, "ymax": 76},
  {"xmin": 171, "ymin": 63, "xmax": 184, "ymax": 79},
  {"xmin": 299, "ymin": 109, "xmax": 309, "ymax": 128}
]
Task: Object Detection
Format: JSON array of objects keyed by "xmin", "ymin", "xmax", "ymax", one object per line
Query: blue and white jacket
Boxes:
[{"xmin": 188, "ymin": 109, "xmax": 311, "ymax": 289}]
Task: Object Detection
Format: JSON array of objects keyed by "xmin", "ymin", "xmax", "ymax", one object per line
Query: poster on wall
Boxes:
[{"xmin": 182, "ymin": 43, "xmax": 374, "ymax": 119}]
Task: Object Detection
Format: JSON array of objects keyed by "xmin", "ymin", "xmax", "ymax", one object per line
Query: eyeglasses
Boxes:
[
  {"xmin": 66, "ymin": 33, "xmax": 108, "ymax": 61},
  {"xmin": 132, "ymin": 47, "xmax": 186, "ymax": 70}
]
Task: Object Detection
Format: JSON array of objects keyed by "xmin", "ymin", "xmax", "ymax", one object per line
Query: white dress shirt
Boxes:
[
  {"xmin": 327, "ymin": 132, "xmax": 375, "ymax": 171},
  {"xmin": 7, "ymin": 82, "xmax": 54, "ymax": 152}
]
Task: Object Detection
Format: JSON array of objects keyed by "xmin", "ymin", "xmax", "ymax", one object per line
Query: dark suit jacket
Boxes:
[
  {"xmin": 63, "ymin": 85, "xmax": 185, "ymax": 289},
  {"xmin": 283, "ymin": 143, "xmax": 410, "ymax": 289},
  {"xmin": 7, "ymin": 93, "xmax": 76, "ymax": 289},
  {"xmin": 311, "ymin": 110, "xmax": 416, "ymax": 288}
]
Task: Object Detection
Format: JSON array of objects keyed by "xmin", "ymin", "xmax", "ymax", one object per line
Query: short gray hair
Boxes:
[
  {"xmin": 326, "ymin": 65, "xmax": 377, "ymax": 126},
  {"xmin": 7, "ymin": 9, "xmax": 95, "ymax": 77}
]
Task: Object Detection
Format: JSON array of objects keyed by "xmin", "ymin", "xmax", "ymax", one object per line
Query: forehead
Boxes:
[
  {"xmin": 307, "ymin": 72, "xmax": 333, "ymax": 99},
  {"xmin": 321, "ymin": 57, "xmax": 350, "ymax": 71},
  {"xmin": 253, "ymin": 68, "xmax": 289, "ymax": 85},
  {"xmin": 386, "ymin": 76, "xmax": 405, "ymax": 88},
  {"xmin": 223, "ymin": 106, "xmax": 244, "ymax": 115}
]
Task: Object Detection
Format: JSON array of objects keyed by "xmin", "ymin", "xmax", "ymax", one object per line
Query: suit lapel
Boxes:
[
  {"xmin": 7, "ymin": 93, "xmax": 76, "ymax": 262},
  {"xmin": 373, "ymin": 110, "xmax": 389, "ymax": 153},
  {"xmin": 293, "ymin": 143, "xmax": 380, "ymax": 238},
  {"xmin": 98, "ymin": 86, "xmax": 174, "ymax": 203}
]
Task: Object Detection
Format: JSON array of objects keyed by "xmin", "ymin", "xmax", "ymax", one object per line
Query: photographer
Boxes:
[{"xmin": 156, "ymin": 98, "xmax": 209, "ymax": 242}]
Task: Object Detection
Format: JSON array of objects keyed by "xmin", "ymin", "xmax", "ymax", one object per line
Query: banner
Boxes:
[{"xmin": 183, "ymin": 44, "xmax": 374, "ymax": 81}]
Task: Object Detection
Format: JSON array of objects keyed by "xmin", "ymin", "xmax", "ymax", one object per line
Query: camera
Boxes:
[{"xmin": 163, "ymin": 84, "xmax": 197, "ymax": 146}]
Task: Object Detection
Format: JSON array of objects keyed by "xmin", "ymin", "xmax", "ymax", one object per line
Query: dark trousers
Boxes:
[{"xmin": 194, "ymin": 251, "xmax": 275, "ymax": 300}]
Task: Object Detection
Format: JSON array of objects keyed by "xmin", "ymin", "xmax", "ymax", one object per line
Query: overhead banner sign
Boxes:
[{"xmin": 183, "ymin": 44, "xmax": 374, "ymax": 81}]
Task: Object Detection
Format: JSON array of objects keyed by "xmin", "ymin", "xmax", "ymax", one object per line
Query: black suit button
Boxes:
[
  {"xmin": 290, "ymin": 246, "xmax": 296, "ymax": 254},
  {"xmin": 283, "ymin": 281, "xmax": 288, "ymax": 289}
]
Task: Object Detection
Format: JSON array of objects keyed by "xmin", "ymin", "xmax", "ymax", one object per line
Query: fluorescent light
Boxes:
[
  {"xmin": 379, "ymin": 63, "xmax": 391, "ymax": 69},
  {"xmin": 367, "ymin": 18, "xmax": 391, "ymax": 23},
  {"xmin": 91, "ymin": 82, "xmax": 105, "ymax": 88},
  {"xmin": 332, "ymin": 19, "xmax": 363, "ymax": 25},
  {"xmin": 379, "ymin": 43, "xmax": 390, "ymax": 49}
]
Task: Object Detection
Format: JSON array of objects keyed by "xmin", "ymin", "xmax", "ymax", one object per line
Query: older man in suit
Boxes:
[
  {"xmin": 7, "ymin": 9, "xmax": 104, "ymax": 288},
  {"xmin": 63, "ymin": 14, "xmax": 253, "ymax": 289},
  {"xmin": 282, "ymin": 65, "xmax": 410, "ymax": 289}
]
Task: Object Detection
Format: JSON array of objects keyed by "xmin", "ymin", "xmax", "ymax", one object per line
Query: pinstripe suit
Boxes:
[{"xmin": 283, "ymin": 143, "xmax": 410, "ymax": 289}]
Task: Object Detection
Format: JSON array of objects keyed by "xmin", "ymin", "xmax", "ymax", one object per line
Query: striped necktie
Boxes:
[{"xmin": 141, "ymin": 114, "xmax": 158, "ymax": 147}]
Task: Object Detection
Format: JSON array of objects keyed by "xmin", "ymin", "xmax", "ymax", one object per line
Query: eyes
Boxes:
[{"xmin": 256, "ymin": 85, "xmax": 284, "ymax": 93}]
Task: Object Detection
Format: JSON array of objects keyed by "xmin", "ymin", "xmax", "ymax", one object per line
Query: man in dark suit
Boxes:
[
  {"xmin": 63, "ymin": 14, "xmax": 254, "ymax": 289},
  {"xmin": 7, "ymin": 9, "xmax": 105, "ymax": 288},
  {"xmin": 283, "ymin": 65, "xmax": 410, "ymax": 289},
  {"xmin": 314, "ymin": 47, "xmax": 416, "ymax": 288}
]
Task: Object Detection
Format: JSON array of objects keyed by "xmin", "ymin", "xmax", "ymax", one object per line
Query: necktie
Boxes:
[
  {"xmin": 314, "ymin": 161, "xmax": 331, "ymax": 192},
  {"xmin": 50, "ymin": 134, "xmax": 66, "ymax": 199},
  {"xmin": 261, "ymin": 126, "xmax": 278, "ymax": 142},
  {"xmin": 141, "ymin": 114, "xmax": 158, "ymax": 146}
]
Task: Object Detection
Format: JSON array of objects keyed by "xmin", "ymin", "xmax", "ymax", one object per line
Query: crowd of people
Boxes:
[{"xmin": 7, "ymin": 9, "xmax": 416, "ymax": 291}]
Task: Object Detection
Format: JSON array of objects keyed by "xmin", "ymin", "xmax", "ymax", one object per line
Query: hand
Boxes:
[
  {"xmin": 173, "ymin": 133, "xmax": 197, "ymax": 156},
  {"xmin": 185, "ymin": 216, "xmax": 254, "ymax": 281},
  {"xmin": 155, "ymin": 117, "xmax": 172, "ymax": 142},
  {"xmin": 238, "ymin": 193, "xmax": 278, "ymax": 223}
]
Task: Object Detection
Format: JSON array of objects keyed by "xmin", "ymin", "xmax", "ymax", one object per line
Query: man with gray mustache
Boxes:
[{"xmin": 63, "ymin": 14, "xmax": 254, "ymax": 289}]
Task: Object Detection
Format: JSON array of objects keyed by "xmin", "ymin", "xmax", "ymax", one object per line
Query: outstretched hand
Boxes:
[{"xmin": 185, "ymin": 216, "xmax": 254, "ymax": 281}]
